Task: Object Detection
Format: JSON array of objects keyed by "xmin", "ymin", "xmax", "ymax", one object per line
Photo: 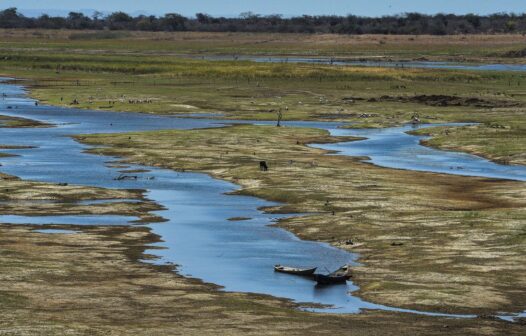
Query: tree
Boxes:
[
  {"xmin": 92, "ymin": 11, "xmax": 103, "ymax": 21},
  {"xmin": 466, "ymin": 14, "xmax": 481, "ymax": 29},
  {"xmin": 0, "ymin": 8, "xmax": 524, "ymax": 34},
  {"xmin": 196, "ymin": 13, "xmax": 211, "ymax": 24},
  {"xmin": 108, "ymin": 11, "xmax": 132, "ymax": 23},
  {"xmin": 67, "ymin": 12, "xmax": 90, "ymax": 29},
  {"xmin": 137, "ymin": 16, "xmax": 158, "ymax": 31},
  {"xmin": 505, "ymin": 20, "xmax": 517, "ymax": 32},
  {"xmin": 107, "ymin": 11, "xmax": 133, "ymax": 30},
  {"xmin": 0, "ymin": 7, "xmax": 22, "ymax": 28},
  {"xmin": 161, "ymin": 13, "xmax": 186, "ymax": 31},
  {"xmin": 239, "ymin": 11, "xmax": 258, "ymax": 20}
]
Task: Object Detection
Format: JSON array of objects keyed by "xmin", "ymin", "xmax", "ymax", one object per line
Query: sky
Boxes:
[{"xmin": 2, "ymin": 0, "xmax": 526, "ymax": 17}]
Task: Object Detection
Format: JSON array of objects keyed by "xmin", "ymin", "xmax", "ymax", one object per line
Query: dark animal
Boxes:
[{"xmin": 259, "ymin": 161, "xmax": 268, "ymax": 171}]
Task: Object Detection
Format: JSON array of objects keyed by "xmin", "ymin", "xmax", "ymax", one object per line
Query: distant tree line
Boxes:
[{"xmin": 1, "ymin": 8, "xmax": 525, "ymax": 34}]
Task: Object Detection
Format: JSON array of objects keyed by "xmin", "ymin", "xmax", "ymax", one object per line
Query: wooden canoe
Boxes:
[
  {"xmin": 314, "ymin": 274, "xmax": 349, "ymax": 285},
  {"xmin": 314, "ymin": 264, "xmax": 352, "ymax": 285},
  {"xmin": 330, "ymin": 264, "xmax": 352, "ymax": 278},
  {"xmin": 274, "ymin": 265, "xmax": 317, "ymax": 276}
]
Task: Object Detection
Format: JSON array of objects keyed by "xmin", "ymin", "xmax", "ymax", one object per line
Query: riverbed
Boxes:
[{"xmin": 0, "ymin": 78, "xmax": 524, "ymax": 320}]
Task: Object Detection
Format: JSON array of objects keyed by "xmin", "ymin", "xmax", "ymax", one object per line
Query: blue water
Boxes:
[
  {"xmin": 0, "ymin": 78, "xmax": 523, "ymax": 319},
  {"xmin": 313, "ymin": 124, "xmax": 526, "ymax": 181},
  {"xmin": 498, "ymin": 311, "xmax": 526, "ymax": 322},
  {"xmin": 195, "ymin": 55, "xmax": 526, "ymax": 72},
  {"xmin": 0, "ymin": 214, "xmax": 138, "ymax": 225},
  {"xmin": 34, "ymin": 229, "xmax": 79, "ymax": 234}
]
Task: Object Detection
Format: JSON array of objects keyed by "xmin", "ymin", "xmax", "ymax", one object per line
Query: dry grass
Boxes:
[
  {"xmin": 2, "ymin": 223, "xmax": 521, "ymax": 335},
  {"xmin": 0, "ymin": 172, "xmax": 519, "ymax": 335},
  {"xmin": 413, "ymin": 124, "xmax": 526, "ymax": 165},
  {"xmin": 0, "ymin": 114, "xmax": 49, "ymax": 128},
  {"xmin": 79, "ymin": 124, "xmax": 526, "ymax": 316},
  {"xmin": 1, "ymin": 30, "xmax": 525, "ymax": 334},
  {"xmin": 1, "ymin": 29, "xmax": 526, "ymax": 64}
]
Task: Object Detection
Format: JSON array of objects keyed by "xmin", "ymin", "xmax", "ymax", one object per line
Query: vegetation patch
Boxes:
[
  {"xmin": 1, "ymin": 30, "xmax": 525, "ymax": 334},
  {"xmin": 0, "ymin": 114, "xmax": 50, "ymax": 128},
  {"xmin": 367, "ymin": 94, "xmax": 521, "ymax": 108},
  {"xmin": 79, "ymin": 124, "xmax": 526, "ymax": 315},
  {"xmin": 412, "ymin": 124, "xmax": 526, "ymax": 165},
  {"xmin": 68, "ymin": 31, "xmax": 132, "ymax": 40}
]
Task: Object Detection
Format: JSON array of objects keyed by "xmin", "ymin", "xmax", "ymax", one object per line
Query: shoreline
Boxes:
[
  {"xmin": 77, "ymin": 123, "xmax": 526, "ymax": 316},
  {"xmin": 1, "ymin": 46, "xmax": 526, "ymax": 328},
  {"xmin": 3, "ymin": 75, "xmax": 525, "ymax": 315},
  {"xmin": 3, "ymin": 75, "xmax": 526, "ymax": 316}
]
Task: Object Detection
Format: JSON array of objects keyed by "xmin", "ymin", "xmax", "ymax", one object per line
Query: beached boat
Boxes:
[
  {"xmin": 314, "ymin": 274, "xmax": 349, "ymax": 285},
  {"xmin": 330, "ymin": 264, "xmax": 352, "ymax": 277},
  {"xmin": 274, "ymin": 265, "xmax": 317, "ymax": 276},
  {"xmin": 314, "ymin": 264, "xmax": 352, "ymax": 285}
]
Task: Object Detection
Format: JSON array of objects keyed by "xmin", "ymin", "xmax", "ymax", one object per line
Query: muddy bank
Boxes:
[
  {"xmin": 79, "ymin": 124, "xmax": 526, "ymax": 316},
  {"xmin": 0, "ymin": 171, "xmax": 164, "ymax": 222},
  {"xmin": 4, "ymin": 224, "xmax": 524, "ymax": 335},
  {"xmin": 360, "ymin": 94, "xmax": 520, "ymax": 108},
  {"xmin": 0, "ymin": 155, "xmax": 514, "ymax": 334},
  {"xmin": 411, "ymin": 125, "xmax": 526, "ymax": 166},
  {"xmin": 0, "ymin": 114, "xmax": 50, "ymax": 128},
  {"xmin": 1, "ymin": 118, "xmax": 519, "ymax": 334},
  {"xmin": 502, "ymin": 48, "xmax": 526, "ymax": 58}
]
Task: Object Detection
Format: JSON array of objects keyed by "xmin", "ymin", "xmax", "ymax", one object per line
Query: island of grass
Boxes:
[
  {"xmin": 0, "ymin": 114, "xmax": 49, "ymax": 128},
  {"xmin": 78, "ymin": 124, "xmax": 526, "ymax": 316},
  {"xmin": 1, "ymin": 30, "xmax": 525, "ymax": 162},
  {"xmin": 0, "ymin": 30, "xmax": 525, "ymax": 334}
]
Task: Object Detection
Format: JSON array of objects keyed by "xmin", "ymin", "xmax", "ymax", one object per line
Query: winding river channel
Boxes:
[
  {"xmin": 194, "ymin": 55, "xmax": 526, "ymax": 72},
  {"xmin": 0, "ymin": 78, "xmax": 525, "ymax": 320}
]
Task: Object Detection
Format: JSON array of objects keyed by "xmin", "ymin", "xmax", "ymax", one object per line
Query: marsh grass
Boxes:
[
  {"xmin": 68, "ymin": 31, "xmax": 132, "ymax": 40},
  {"xmin": 0, "ymin": 31, "xmax": 525, "ymax": 333},
  {"xmin": 1, "ymin": 29, "xmax": 526, "ymax": 60},
  {"xmin": 79, "ymin": 124, "xmax": 526, "ymax": 314},
  {"xmin": 414, "ymin": 123, "xmax": 526, "ymax": 165},
  {"xmin": 2, "ymin": 41, "xmax": 524, "ymax": 163}
]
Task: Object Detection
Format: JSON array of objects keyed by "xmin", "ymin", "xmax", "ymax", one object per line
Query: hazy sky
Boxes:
[{"xmin": 3, "ymin": 0, "xmax": 526, "ymax": 17}]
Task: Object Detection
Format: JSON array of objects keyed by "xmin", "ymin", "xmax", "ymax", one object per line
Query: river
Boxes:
[{"xmin": 0, "ymin": 78, "xmax": 524, "ymax": 320}]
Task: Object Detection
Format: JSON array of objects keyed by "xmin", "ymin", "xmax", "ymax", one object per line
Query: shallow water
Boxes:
[
  {"xmin": 195, "ymin": 55, "xmax": 526, "ymax": 72},
  {"xmin": 0, "ymin": 214, "xmax": 139, "ymax": 225},
  {"xmin": 0, "ymin": 79, "xmax": 367, "ymax": 313},
  {"xmin": 77, "ymin": 199, "xmax": 143, "ymax": 205},
  {"xmin": 0, "ymin": 78, "xmax": 523, "ymax": 318},
  {"xmin": 498, "ymin": 311, "xmax": 526, "ymax": 322},
  {"xmin": 33, "ymin": 229, "xmax": 79, "ymax": 234},
  {"xmin": 314, "ymin": 124, "xmax": 526, "ymax": 181}
]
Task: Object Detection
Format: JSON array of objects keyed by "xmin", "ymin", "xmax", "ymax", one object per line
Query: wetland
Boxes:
[{"xmin": 0, "ymin": 31, "xmax": 525, "ymax": 335}]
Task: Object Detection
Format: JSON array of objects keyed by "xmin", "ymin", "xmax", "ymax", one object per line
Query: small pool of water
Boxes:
[
  {"xmin": 498, "ymin": 311, "xmax": 526, "ymax": 322},
  {"xmin": 77, "ymin": 198, "xmax": 143, "ymax": 205},
  {"xmin": 0, "ymin": 214, "xmax": 138, "ymax": 226},
  {"xmin": 33, "ymin": 229, "xmax": 79, "ymax": 234}
]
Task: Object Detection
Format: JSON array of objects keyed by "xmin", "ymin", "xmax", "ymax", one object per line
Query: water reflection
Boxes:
[{"xmin": 0, "ymin": 78, "xmax": 522, "ymax": 319}]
